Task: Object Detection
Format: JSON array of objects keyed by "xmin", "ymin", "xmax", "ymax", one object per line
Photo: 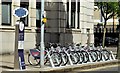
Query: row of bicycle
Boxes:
[{"xmin": 28, "ymin": 43, "xmax": 116, "ymax": 67}]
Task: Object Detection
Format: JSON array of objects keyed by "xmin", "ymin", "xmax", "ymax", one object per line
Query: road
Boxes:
[
  {"xmin": 72, "ymin": 64, "xmax": 120, "ymax": 72},
  {"xmin": 93, "ymin": 65, "xmax": 119, "ymax": 71}
]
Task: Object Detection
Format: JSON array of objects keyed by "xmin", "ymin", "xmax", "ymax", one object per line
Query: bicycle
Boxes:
[{"xmin": 28, "ymin": 43, "xmax": 62, "ymax": 66}]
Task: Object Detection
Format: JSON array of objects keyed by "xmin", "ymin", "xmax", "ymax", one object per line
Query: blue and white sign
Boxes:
[
  {"xmin": 18, "ymin": 49, "xmax": 26, "ymax": 69},
  {"xmin": 13, "ymin": 7, "xmax": 28, "ymax": 18},
  {"xmin": 17, "ymin": 21, "xmax": 26, "ymax": 70}
]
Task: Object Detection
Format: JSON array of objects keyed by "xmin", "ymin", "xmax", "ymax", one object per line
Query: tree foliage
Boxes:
[
  {"xmin": 95, "ymin": 2, "xmax": 119, "ymax": 47},
  {"xmin": 95, "ymin": 2, "xmax": 119, "ymax": 26}
]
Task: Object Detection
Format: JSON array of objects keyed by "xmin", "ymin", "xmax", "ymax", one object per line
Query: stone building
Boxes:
[{"xmin": 0, "ymin": 0, "xmax": 94, "ymax": 54}]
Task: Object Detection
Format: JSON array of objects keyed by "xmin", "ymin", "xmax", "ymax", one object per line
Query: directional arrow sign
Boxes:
[{"xmin": 13, "ymin": 7, "xmax": 28, "ymax": 18}]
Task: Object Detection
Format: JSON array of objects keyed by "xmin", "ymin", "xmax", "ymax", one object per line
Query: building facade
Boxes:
[{"xmin": 0, "ymin": 0, "xmax": 94, "ymax": 54}]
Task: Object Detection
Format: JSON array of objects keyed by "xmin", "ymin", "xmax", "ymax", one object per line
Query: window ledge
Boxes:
[
  {"xmin": 0, "ymin": 26, "xmax": 34, "ymax": 32},
  {"xmin": 66, "ymin": 28, "xmax": 81, "ymax": 32},
  {"xmin": 0, "ymin": 26, "xmax": 32, "ymax": 30},
  {"xmin": 0, "ymin": 26, "xmax": 15, "ymax": 30}
]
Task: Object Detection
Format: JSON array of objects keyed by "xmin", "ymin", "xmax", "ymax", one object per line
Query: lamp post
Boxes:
[{"xmin": 40, "ymin": 0, "xmax": 45, "ymax": 67}]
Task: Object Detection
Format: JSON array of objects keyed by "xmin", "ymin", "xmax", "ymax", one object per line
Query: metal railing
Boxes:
[{"xmin": 94, "ymin": 25, "xmax": 119, "ymax": 33}]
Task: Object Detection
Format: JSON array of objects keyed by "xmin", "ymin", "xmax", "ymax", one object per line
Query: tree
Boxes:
[{"xmin": 95, "ymin": 2, "xmax": 119, "ymax": 47}]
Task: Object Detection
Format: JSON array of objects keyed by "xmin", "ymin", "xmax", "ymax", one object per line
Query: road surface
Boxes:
[{"xmin": 72, "ymin": 64, "xmax": 120, "ymax": 73}]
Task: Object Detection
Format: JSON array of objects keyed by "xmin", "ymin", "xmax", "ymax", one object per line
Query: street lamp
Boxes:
[{"xmin": 40, "ymin": 0, "xmax": 45, "ymax": 67}]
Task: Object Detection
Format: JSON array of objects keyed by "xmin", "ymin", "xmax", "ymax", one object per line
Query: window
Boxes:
[
  {"xmin": 36, "ymin": 2, "xmax": 47, "ymax": 28},
  {"xmin": 2, "ymin": 2, "xmax": 11, "ymax": 25},
  {"xmin": 20, "ymin": 2, "xmax": 29, "ymax": 26},
  {"xmin": 71, "ymin": 11, "xmax": 75, "ymax": 28},
  {"xmin": 36, "ymin": 2, "xmax": 41, "ymax": 27},
  {"xmin": 77, "ymin": 2, "xmax": 80, "ymax": 29},
  {"xmin": 66, "ymin": 1, "xmax": 80, "ymax": 29}
]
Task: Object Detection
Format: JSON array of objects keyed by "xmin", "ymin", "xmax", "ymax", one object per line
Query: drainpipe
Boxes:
[{"xmin": 58, "ymin": 2, "xmax": 61, "ymax": 43}]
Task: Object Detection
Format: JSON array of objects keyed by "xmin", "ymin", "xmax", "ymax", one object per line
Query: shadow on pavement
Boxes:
[
  {"xmin": 0, "ymin": 65, "xmax": 13, "ymax": 69},
  {"xmin": 0, "ymin": 61, "xmax": 14, "ymax": 64}
]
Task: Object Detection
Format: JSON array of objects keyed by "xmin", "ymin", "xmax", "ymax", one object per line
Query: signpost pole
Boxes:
[
  {"xmin": 13, "ymin": 7, "xmax": 28, "ymax": 70},
  {"xmin": 14, "ymin": 21, "xmax": 20, "ymax": 69},
  {"xmin": 40, "ymin": 0, "xmax": 45, "ymax": 67},
  {"xmin": 18, "ymin": 21, "xmax": 26, "ymax": 69}
]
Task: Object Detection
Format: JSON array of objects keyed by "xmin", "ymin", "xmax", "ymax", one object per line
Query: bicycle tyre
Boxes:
[
  {"xmin": 77, "ymin": 51, "xmax": 84, "ymax": 64},
  {"xmin": 69, "ymin": 51, "xmax": 80, "ymax": 64},
  {"xmin": 89, "ymin": 50, "xmax": 98, "ymax": 62},
  {"xmin": 60, "ymin": 52, "xmax": 69, "ymax": 66},
  {"xmin": 101, "ymin": 49, "xmax": 110, "ymax": 61},
  {"xmin": 28, "ymin": 53, "xmax": 40, "ymax": 66},
  {"xmin": 81, "ymin": 50, "xmax": 89, "ymax": 63},
  {"xmin": 50, "ymin": 52, "xmax": 62, "ymax": 66},
  {"xmin": 95, "ymin": 50, "xmax": 102, "ymax": 61}
]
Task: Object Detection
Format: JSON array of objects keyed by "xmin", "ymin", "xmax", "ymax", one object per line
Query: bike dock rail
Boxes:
[{"xmin": 2, "ymin": 60, "xmax": 119, "ymax": 73}]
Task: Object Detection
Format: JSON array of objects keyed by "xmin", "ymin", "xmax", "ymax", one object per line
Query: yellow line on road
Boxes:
[{"xmin": 80, "ymin": 64, "xmax": 120, "ymax": 71}]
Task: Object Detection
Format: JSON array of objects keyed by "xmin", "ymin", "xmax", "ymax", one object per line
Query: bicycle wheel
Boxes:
[
  {"xmin": 60, "ymin": 52, "xmax": 69, "ymax": 66},
  {"xmin": 101, "ymin": 49, "xmax": 110, "ymax": 61},
  {"xmin": 77, "ymin": 51, "xmax": 84, "ymax": 64},
  {"xmin": 81, "ymin": 51, "xmax": 89, "ymax": 63},
  {"xmin": 28, "ymin": 53, "xmax": 40, "ymax": 66},
  {"xmin": 69, "ymin": 51, "xmax": 79, "ymax": 64},
  {"xmin": 95, "ymin": 50, "xmax": 102, "ymax": 61},
  {"xmin": 44, "ymin": 51, "xmax": 49, "ymax": 65},
  {"xmin": 89, "ymin": 50, "xmax": 98, "ymax": 62},
  {"xmin": 50, "ymin": 52, "xmax": 62, "ymax": 66}
]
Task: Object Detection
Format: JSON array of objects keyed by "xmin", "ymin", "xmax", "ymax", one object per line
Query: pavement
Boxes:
[
  {"xmin": 105, "ymin": 47, "xmax": 117, "ymax": 55},
  {"xmin": 0, "ymin": 47, "xmax": 119, "ymax": 73},
  {"xmin": 84, "ymin": 64, "xmax": 119, "ymax": 71}
]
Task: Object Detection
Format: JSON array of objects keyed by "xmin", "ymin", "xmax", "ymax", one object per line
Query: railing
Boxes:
[{"xmin": 94, "ymin": 25, "xmax": 119, "ymax": 33}]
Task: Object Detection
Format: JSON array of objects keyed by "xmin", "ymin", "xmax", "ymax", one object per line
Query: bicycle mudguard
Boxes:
[{"xmin": 29, "ymin": 49, "xmax": 40, "ymax": 58}]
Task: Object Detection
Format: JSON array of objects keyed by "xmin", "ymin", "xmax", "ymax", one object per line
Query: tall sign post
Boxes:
[
  {"xmin": 13, "ymin": 7, "xmax": 28, "ymax": 70},
  {"xmin": 40, "ymin": 0, "xmax": 45, "ymax": 68},
  {"xmin": 14, "ymin": 21, "xmax": 19, "ymax": 69}
]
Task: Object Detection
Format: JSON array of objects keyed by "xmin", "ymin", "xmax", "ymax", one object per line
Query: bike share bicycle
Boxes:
[
  {"xmin": 28, "ymin": 43, "xmax": 116, "ymax": 67},
  {"xmin": 28, "ymin": 43, "xmax": 63, "ymax": 66}
]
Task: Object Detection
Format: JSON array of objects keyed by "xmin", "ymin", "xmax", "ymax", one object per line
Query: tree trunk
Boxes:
[
  {"xmin": 102, "ymin": 27, "xmax": 106, "ymax": 47},
  {"xmin": 102, "ymin": 20, "xmax": 107, "ymax": 48},
  {"xmin": 113, "ymin": 15, "xmax": 115, "ymax": 33}
]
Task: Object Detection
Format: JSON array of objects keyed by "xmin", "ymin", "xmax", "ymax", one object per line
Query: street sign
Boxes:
[
  {"xmin": 18, "ymin": 21, "xmax": 26, "ymax": 70},
  {"xmin": 14, "ymin": 20, "xmax": 26, "ymax": 70},
  {"xmin": 13, "ymin": 7, "xmax": 28, "ymax": 18},
  {"xmin": 13, "ymin": 7, "xmax": 28, "ymax": 70}
]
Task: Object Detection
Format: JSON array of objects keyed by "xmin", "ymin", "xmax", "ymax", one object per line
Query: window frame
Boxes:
[
  {"xmin": 20, "ymin": 2, "xmax": 29, "ymax": 27},
  {"xmin": 66, "ymin": 1, "xmax": 80, "ymax": 29},
  {"xmin": 1, "ymin": 2, "xmax": 12, "ymax": 26},
  {"xmin": 36, "ymin": 2, "xmax": 41, "ymax": 28}
]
